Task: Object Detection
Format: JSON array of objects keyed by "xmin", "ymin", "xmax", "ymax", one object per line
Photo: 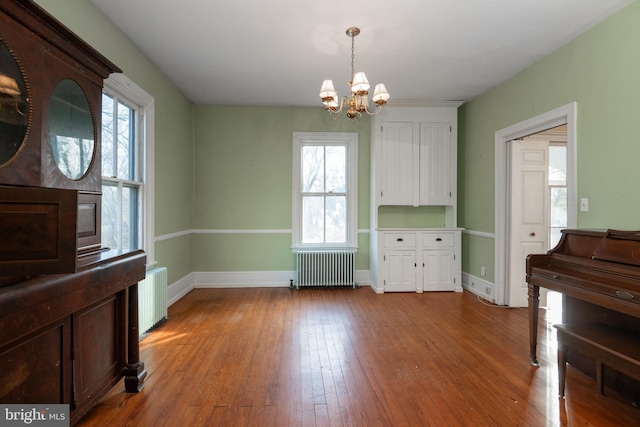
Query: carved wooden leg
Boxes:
[
  {"xmin": 528, "ymin": 283, "xmax": 540, "ymax": 366},
  {"xmin": 124, "ymin": 284, "xmax": 147, "ymax": 392}
]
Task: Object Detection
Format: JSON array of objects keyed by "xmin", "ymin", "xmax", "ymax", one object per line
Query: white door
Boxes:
[
  {"xmin": 379, "ymin": 122, "xmax": 414, "ymax": 205},
  {"xmin": 419, "ymin": 122, "xmax": 452, "ymax": 205},
  {"xmin": 422, "ymin": 249, "xmax": 455, "ymax": 291},
  {"xmin": 385, "ymin": 250, "xmax": 416, "ymax": 292},
  {"xmin": 508, "ymin": 139, "xmax": 549, "ymax": 307}
]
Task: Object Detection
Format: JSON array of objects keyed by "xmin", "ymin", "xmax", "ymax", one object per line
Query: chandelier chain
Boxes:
[{"xmin": 350, "ymin": 32, "xmax": 355, "ymax": 86}]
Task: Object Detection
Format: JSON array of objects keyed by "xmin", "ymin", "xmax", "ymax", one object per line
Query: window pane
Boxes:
[
  {"xmin": 117, "ymin": 101, "xmax": 135, "ymax": 180},
  {"xmin": 325, "ymin": 196, "xmax": 346, "ymax": 243},
  {"xmin": 302, "ymin": 145, "xmax": 324, "ymax": 192},
  {"xmin": 122, "ymin": 185, "xmax": 139, "ymax": 250},
  {"xmin": 550, "ymin": 187, "xmax": 567, "ymax": 228},
  {"xmin": 549, "ymin": 145, "xmax": 566, "ymax": 186},
  {"xmin": 325, "ymin": 146, "xmax": 346, "ymax": 193},
  {"xmin": 302, "ymin": 196, "xmax": 324, "ymax": 243},
  {"xmin": 102, "ymin": 94, "xmax": 114, "ymax": 177},
  {"xmin": 101, "ymin": 183, "xmax": 119, "ymax": 250}
]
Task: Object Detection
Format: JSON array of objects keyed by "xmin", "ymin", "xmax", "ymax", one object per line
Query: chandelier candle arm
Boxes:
[{"xmin": 319, "ymin": 26, "xmax": 390, "ymax": 120}]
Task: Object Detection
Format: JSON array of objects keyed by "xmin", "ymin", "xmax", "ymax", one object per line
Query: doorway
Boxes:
[
  {"xmin": 507, "ymin": 129, "xmax": 567, "ymax": 307},
  {"xmin": 494, "ymin": 103, "xmax": 577, "ymax": 307}
]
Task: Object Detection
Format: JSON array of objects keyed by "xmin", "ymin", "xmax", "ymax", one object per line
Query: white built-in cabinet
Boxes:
[
  {"xmin": 377, "ymin": 229, "xmax": 462, "ymax": 292},
  {"xmin": 370, "ymin": 104, "xmax": 462, "ymax": 293},
  {"xmin": 378, "ymin": 121, "xmax": 453, "ymax": 207}
]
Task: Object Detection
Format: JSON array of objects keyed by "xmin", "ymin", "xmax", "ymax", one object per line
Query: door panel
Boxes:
[
  {"xmin": 422, "ymin": 249, "xmax": 455, "ymax": 291},
  {"xmin": 379, "ymin": 122, "xmax": 414, "ymax": 205},
  {"xmin": 385, "ymin": 250, "xmax": 416, "ymax": 292},
  {"xmin": 419, "ymin": 122, "xmax": 451, "ymax": 205}
]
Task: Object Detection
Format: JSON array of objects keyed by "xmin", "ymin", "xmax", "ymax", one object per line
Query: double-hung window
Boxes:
[
  {"xmin": 101, "ymin": 74, "xmax": 155, "ymax": 263},
  {"xmin": 292, "ymin": 132, "xmax": 358, "ymax": 249}
]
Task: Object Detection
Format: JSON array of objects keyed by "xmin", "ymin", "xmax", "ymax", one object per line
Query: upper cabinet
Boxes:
[
  {"xmin": 0, "ymin": 0, "xmax": 120, "ymax": 192},
  {"xmin": 0, "ymin": 0, "xmax": 121, "ymax": 277},
  {"xmin": 371, "ymin": 105, "xmax": 460, "ymax": 227}
]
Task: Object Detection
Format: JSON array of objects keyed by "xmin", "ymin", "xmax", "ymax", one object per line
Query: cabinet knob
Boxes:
[
  {"xmin": 530, "ymin": 232, "xmax": 536, "ymax": 237},
  {"xmin": 397, "ymin": 238, "xmax": 403, "ymax": 242},
  {"xmin": 436, "ymin": 238, "xmax": 442, "ymax": 242}
]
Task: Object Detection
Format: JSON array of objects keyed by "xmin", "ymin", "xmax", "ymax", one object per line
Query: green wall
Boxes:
[
  {"xmin": 34, "ymin": 0, "xmax": 640, "ymax": 286},
  {"xmin": 458, "ymin": 2, "xmax": 640, "ymax": 281},
  {"xmin": 192, "ymin": 106, "xmax": 371, "ymax": 272},
  {"xmin": 35, "ymin": 0, "xmax": 195, "ymax": 285}
]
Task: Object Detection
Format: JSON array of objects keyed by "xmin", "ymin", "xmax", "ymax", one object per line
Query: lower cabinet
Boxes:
[
  {"xmin": 0, "ymin": 295, "xmax": 124, "ymax": 416},
  {"xmin": 385, "ymin": 250, "xmax": 417, "ymax": 292},
  {"xmin": 0, "ymin": 318, "xmax": 72, "ymax": 404},
  {"xmin": 73, "ymin": 294, "xmax": 125, "ymax": 419},
  {"xmin": 0, "ymin": 250, "xmax": 146, "ymax": 425},
  {"xmin": 376, "ymin": 228, "xmax": 462, "ymax": 292}
]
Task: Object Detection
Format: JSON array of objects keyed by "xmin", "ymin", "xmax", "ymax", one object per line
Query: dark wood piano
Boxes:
[
  {"xmin": 1, "ymin": 1, "xmax": 146, "ymax": 424},
  {"xmin": 526, "ymin": 229, "xmax": 640, "ymax": 396}
]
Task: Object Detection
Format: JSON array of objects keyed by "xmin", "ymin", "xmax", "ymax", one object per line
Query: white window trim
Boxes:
[
  {"xmin": 103, "ymin": 73, "xmax": 156, "ymax": 268},
  {"xmin": 292, "ymin": 132, "xmax": 358, "ymax": 250}
]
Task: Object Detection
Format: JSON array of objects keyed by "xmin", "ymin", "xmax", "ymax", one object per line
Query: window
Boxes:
[
  {"xmin": 101, "ymin": 74, "xmax": 155, "ymax": 264},
  {"xmin": 548, "ymin": 143, "xmax": 567, "ymax": 248},
  {"xmin": 292, "ymin": 132, "xmax": 358, "ymax": 248}
]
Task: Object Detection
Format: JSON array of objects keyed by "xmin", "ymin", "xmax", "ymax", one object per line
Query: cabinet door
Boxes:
[
  {"xmin": 385, "ymin": 250, "xmax": 416, "ymax": 292},
  {"xmin": 422, "ymin": 249, "xmax": 455, "ymax": 291},
  {"xmin": 419, "ymin": 122, "xmax": 452, "ymax": 205},
  {"xmin": 72, "ymin": 293, "xmax": 125, "ymax": 417},
  {"xmin": 0, "ymin": 317, "xmax": 71, "ymax": 404},
  {"xmin": 378, "ymin": 122, "xmax": 415, "ymax": 205}
]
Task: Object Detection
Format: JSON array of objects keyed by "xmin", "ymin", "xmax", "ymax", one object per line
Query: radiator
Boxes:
[
  {"xmin": 138, "ymin": 267, "xmax": 168, "ymax": 336},
  {"xmin": 294, "ymin": 249, "xmax": 356, "ymax": 288}
]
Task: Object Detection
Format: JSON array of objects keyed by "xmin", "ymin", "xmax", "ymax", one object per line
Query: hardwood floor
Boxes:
[{"xmin": 77, "ymin": 288, "xmax": 640, "ymax": 426}]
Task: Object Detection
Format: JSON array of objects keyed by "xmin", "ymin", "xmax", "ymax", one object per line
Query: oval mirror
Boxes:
[
  {"xmin": 0, "ymin": 42, "xmax": 29, "ymax": 166},
  {"xmin": 48, "ymin": 79, "xmax": 95, "ymax": 180}
]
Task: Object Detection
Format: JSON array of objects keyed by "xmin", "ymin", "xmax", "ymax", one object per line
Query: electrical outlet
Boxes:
[
  {"xmin": 480, "ymin": 266, "xmax": 486, "ymax": 276},
  {"xmin": 486, "ymin": 287, "xmax": 492, "ymax": 295}
]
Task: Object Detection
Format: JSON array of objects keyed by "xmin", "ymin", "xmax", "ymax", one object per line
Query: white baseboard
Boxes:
[
  {"xmin": 167, "ymin": 272, "xmax": 194, "ymax": 307},
  {"xmin": 193, "ymin": 270, "xmax": 371, "ymax": 289},
  {"xmin": 462, "ymin": 272, "xmax": 496, "ymax": 304},
  {"xmin": 194, "ymin": 271, "xmax": 294, "ymax": 288},
  {"xmin": 167, "ymin": 269, "xmax": 473, "ymax": 305},
  {"xmin": 166, "ymin": 270, "xmax": 372, "ymax": 307}
]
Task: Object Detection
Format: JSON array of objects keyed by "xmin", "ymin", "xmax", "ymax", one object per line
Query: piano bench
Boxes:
[{"xmin": 554, "ymin": 323, "xmax": 640, "ymax": 397}]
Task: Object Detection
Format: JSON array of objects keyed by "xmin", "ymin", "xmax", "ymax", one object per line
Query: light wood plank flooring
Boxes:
[{"xmin": 78, "ymin": 288, "xmax": 640, "ymax": 426}]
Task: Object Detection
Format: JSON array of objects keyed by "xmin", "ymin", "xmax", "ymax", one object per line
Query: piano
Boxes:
[{"xmin": 526, "ymin": 229, "xmax": 640, "ymax": 391}]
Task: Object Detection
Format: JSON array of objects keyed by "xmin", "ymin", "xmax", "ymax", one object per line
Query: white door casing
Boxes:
[{"xmin": 494, "ymin": 102, "xmax": 577, "ymax": 306}]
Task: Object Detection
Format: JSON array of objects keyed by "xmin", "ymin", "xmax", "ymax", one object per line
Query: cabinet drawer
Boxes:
[
  {"xmin": 422, "ymin": 232, "xmax": 454, "ymax": 248},
  {"xmin": 384, "ymin": 233, "xmax": 416, "ymax": 248}
]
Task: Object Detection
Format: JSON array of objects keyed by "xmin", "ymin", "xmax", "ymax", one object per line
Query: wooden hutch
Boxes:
[{"xmin": 0, "ymin": 0, "xmax": 146, "ymax": 424}]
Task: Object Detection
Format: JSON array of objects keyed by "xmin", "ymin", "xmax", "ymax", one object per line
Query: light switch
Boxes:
[{"xmin": 580, "ymin": 198, "xmax": 589, "ymax": 212}]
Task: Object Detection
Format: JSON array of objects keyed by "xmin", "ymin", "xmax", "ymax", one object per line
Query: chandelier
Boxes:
[{"xmin": 319, "ymin": 27, "xmax": 390, "ymax": 120}]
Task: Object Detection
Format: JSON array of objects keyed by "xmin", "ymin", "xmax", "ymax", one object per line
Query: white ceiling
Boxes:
[{"xmin": 91, "ymin": 0, "xmax": 632, "ymax": 107}]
